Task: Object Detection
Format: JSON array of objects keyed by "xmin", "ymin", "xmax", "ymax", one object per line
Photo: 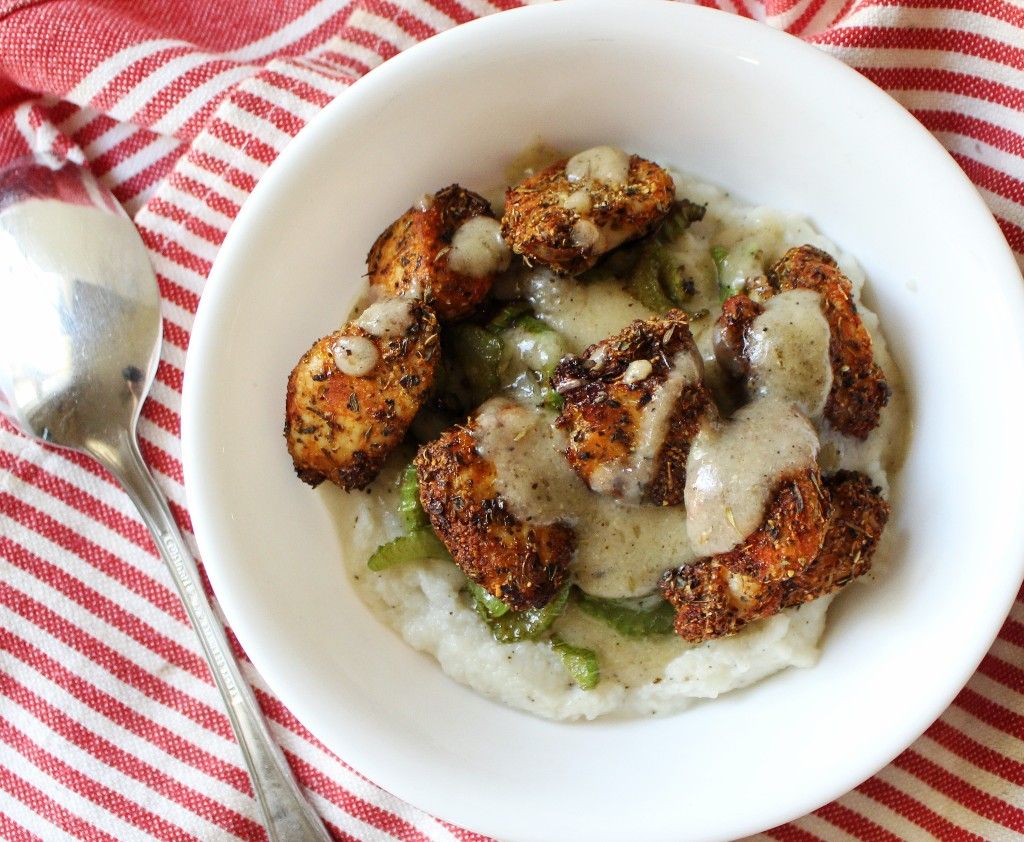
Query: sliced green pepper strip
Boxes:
[
  {"xmin": 467, "ymin": 579, "xmax": 511, "ymax": 619},
  {"xmin": 657, "ymin": 199, "xmax": 707, "ymax": 243},
  {"xmin": 367, "ymin": 527, "xmax": 451, "ymax": 571},
  {"xmin": 552, "ymin": 636, "xmax": 600, "ymax": 690},
  {"xmin": 450, "ymin": 323, "xmax": 503, "ymax": 404},
  {"xmin": 626, "ymin": 244, "xmax": 674, "ymax": 313},
  {"xmin": 397, "ymin": 462, "xmax": 428, "ymax": 532},
  {"xmin": 486, "ymin": 584, "xmax": 571, "ymax": 643},
  {"xmin": 711, "ymin": 245, "xmax": 733, "ymax": 302},
  {"xmin": 575, "ymin": 589, "xmax": 677, "ymax": 637},
  {"xmin": 654, "ymin": 243, "xmax": 690, "ymax": 307},
  {"xmin": 486, "ymin": 301, "xmax": 533, "ymax": 334}
]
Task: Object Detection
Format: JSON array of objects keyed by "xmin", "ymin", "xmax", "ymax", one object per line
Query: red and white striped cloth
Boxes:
[{"xmin": 0, "ymin": 0, "xmax": 1022, "ymax": 839}]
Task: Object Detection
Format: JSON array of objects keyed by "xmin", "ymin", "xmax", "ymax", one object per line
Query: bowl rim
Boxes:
[{"xmin": 182, "ymin": 2, "xmax": 1024, "ymax": 839}]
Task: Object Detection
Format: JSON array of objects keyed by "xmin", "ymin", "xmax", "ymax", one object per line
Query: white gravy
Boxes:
[
  {"xmin": 747, "ymin": 289, "xmax": 832, "ymax": 417},
  {"xmin": 588, "ymin": 350, "xmax": 703, "ymax": 502},
  {"xmin": 685, "ymin": 398, "xmax": 818, "ymax": 556},
  {"xmin": 447, "ymin": 216, "xmax": 511, "ymax": 278},
  {"xmin": 565, "ymin": 145, "xmax": 630, "ymax": 186},
  {"xmin": 332, "ymin": 336, "xmax": 378, "ymax": 376},
  {"xmin": 472, "ymin": 399, "xmax": 694, "ymax": 597},
  {"xmin": 355, "ymin": 297, "xmax": 415, "ymax": 338}
]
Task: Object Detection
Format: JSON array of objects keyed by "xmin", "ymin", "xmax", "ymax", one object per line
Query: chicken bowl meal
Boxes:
[
  {"xmin": 284, "ymin": 144, "xmax": 907, "ymax": 720},
  {"xmin": 182, "ymin": 3, "xmax": 1024, "ymax": 839}
]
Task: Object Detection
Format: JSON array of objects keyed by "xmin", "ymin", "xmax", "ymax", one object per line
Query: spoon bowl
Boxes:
[{"xmin": 0, "ymin": 157, "xmax": 330, "ymax": 842}]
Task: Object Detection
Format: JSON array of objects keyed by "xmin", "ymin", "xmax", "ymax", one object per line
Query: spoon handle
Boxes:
[{"xmin": 98, "ymin": 431, "xmax": 332, "ymax": 842}]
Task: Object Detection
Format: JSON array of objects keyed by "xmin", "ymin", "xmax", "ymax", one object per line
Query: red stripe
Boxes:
[
  {"xmin": 261, "ymin": 68, "xmax": 337, "ymax": 109},
  {"xmin": 856, "ymin": 0, "xmax": 1024, "ymax": 27},
  {"xmin": 977, "ymin": 653, "xmax": 1024, "ymax": 695},
  {"xmin": 138, "ymin": 438, "xmax": 184, "ymax": 485},
  {"xmin": 231, "ymin": 89, "xmax": 310, "ymax": 138},
  {"xmin": 0, "ymin": 582, "xmax": 230, "ymax": 739},
  {"xmin": 830, "ymin": 0, "xmax": 859, "ymax": 24},
  {"xmin": 141, "ymin": 397, "xmax": 182, "ymax": 438},
  {"xmin": 1, "ymin": 630, "xmax": 249, "ymax": 793},
  {"xmin": 0, "ymin": 674, "xmax": 263, "ymax": 838},
  {"xmin": 813, "ymin": 800, "xmax": 903, "ymax": 841},
  {"xmin": 110, "ymin": 145, "xmax": 185, "ymax": 205},
  {"xmin": 854, "ymin": 66, "xmax": 1024, "ymax": 112},
  {"xmin": 915, "ymin": 109, "xmax": 1024, "ymax": 160},
  {"xmin": 894, "ymin": 749, "xmax": 1024, "ymax": 830},
  {"xmin": 998, "ymin": 616, "xmax": 1024, "ymax": 648},
  {"xmin": 856, "ymin": 775, "xmax": 982, "ymax": 840},
  {"xmin": 768, "ymin": 0, "xmax": 808, "ymax": 15},
  {"xmin": 286, "ymin": 750, "xmax": 431, "ymax": 842},
  {"xmin": 141, "ymin": 227, "xmax": 213, "ymax": 284},
  {"xmin": 364, "ymin": 0, "xmax": 440, "ymax": 41},
  {"xmin": 156, "ymin": 358, "xmax": 185, "ymax": 392},
  {"xmin": 206, "ymin": 113, "xmax": 280, "ymax": 165},
  {"xmin": 163, "ymin": 321, "xmax": 191, "ymax": 355},
  {"xmin": 424, "ymin": 0, "xmax": 476, "ymax": 25},
  {"xmin": 0, "ymin": 449, "xmax": 152, "ymax": 553},
  {"xmin": 955, "ymin": 687, "xmax": 1024, "ymax": 741},
  {"xmin": 72, "ymin": 113, "xmax": 119, "ymax": 150},
  {"xmin": 89, "ymin": 128, "xmax": 161, "ymax": 178},
  {"xmin": 0, "ymin": 762, "xmax": 117, "ymax": 842},
  {"xmin": 814, "ymin": 26, "xmax": 1024, "ymax": 71},
  {"xmin": 188, "ymin": 147, "xmax": 259, "ymax": 196},
  {"xmin": 926, "ymin": 719, "xmax": 1024, "ymax": 786},
  {"xmin": 763, "ymin": 822, "xmax": 824, "ymax": 841},
  {"xmin": 312, "ymin": 50, "xmax": 373, "ymax": 78},
  {"xmin": 951, "ymin": 152, "xmax": 1024, "ymax": 206},
  {"xmin": 0, "ymin": 533, "xmax": 204, "ymax": 677},
  {"xmin": 168, "ymin": 167, "xmax": 244, "ymax": 219},
  {"xmin": 0, "ymin": 715, "xmax": 192, "ymax": 841},
  {"xmin": 0, "ymin": 809, "xmax": 45, "ymax": 842},
  {"xmin": 790, "ymin": 0, "xmax": 828, "ymax": 34},
  {"xmin": 0, "ymin": 499, "xmax": 186, "ymax": 623},
  {"xmin": 131, "ymin": 59, "xmax": 248, "ymax": 128},
  {"xmin": 338, "ymin": 25, "xmax": 401, "ymax": 63},
  {"xmin": 147, "ymin": 196, "xmax": 227, "ymax": 247},
  {"xmin": 994, "ymin": 214, "xmax": 1024, "ymax": 256},
  {"xmin": 730, "ymin": 0, "xmax": 756, "ymax": 19},
  {"xmin": 88, "ymin": 46, "xmax": 195, "ymax": 113}
]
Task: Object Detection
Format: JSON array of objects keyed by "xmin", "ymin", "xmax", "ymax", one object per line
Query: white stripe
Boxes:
[
  {"xmin": 932, "ymin": 130, "xmax": 1024, "ymax": 192},
  {"xmin": 221, "ymin": 0, "xmax": 347, "ymax": 62},
  {"xmin": 941, "ymin": 703, "xmax": 1024, "ymax": 764},
  {"xmin": 11, "ymin": 664, "xmax": 257, "ymax": 837},
  {"xmin": 877, "ymin": 756, "xmax": 1012, "ymax": 840},
  {"xmin": 153, "ymin": 182, "xmax": 235, "ymax": 230},
  {"xmin": 66, "ymin": 39, "xmax": 188, "ymax": 105},
  {"xmin": 785, "ymin": 812, "xmax": 860, "ymax": 840},
  {"xmin": 0, "ymin": 777, "xmax": 78, "ymax": 842},
  {"xmin": 80, "ymin": 119, "xmax": 139, "ymax": 159},
  {"xmin": 150, "ymin": 63, "xmax": 257, "ymax": 137},
  {"xmin": 0, "ymin": 584, "xmax": 242, "ymax": 770},
  {"xmin": 244, "ymin": 73, "xmax": 332, "ymax": 124},
  {"xmin": 835, "ymin": 788, "xmax": 933, "ymax": 841},
  {"xmin": 0, "ymin": 711, "xmax": 146, "ymax": 842},
  {"xmin": 842, "ymin": 1, "xmax": 1024, "ymax": 48},
  {"xmin": 211, "ymin": 99, "xmax": 296, "ymax": 159},
  {"xmin": 968, "ymin": 671, "xmax": 1024, "ymax": 718},
  {"xmin": 318, "ymin": 33, "xmax": 388, "ymax": 71},
  {"xmin": 382, "ymin": 0, "xmax": 459, "ymax": 32},
  {"xmin": 352, "ymin": 10, "xmax": 422, "ymax": 52}
]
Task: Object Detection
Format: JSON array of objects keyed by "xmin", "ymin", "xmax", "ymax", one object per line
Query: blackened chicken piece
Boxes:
[
  {"xmin": 285, "ymin": 299, "xmax": 439, "ymax": 490},
  {"xmin": 367, "ymin": 184, "xmax": 509, "ymax": 321},
  {"xmin": 502, "ymin": 147, "xmax": 675, "ymax": 276},
  {"xmin": 552, "ymin": 310, "xmax": 717, "ymax": 507},
  {"xmin": 415, "ymin": 424, "xmax": 575, "ymax": 611},
  {"xmin": 660, "ymin": 469, "xmax": 887, "ymax": 643},
  {"xmin": 714, "ymin": 245, "xmax": 889, "ymax": 439}
]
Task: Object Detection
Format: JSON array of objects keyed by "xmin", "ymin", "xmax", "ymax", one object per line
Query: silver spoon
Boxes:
[{"xmin": 0, "ymin": 157, "xmax": 331, "ymax": 842}]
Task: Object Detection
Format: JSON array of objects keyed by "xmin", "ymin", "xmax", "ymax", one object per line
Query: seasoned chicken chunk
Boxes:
[
  {"xmin": 415, "ymin": 424, "xmax": 575, "ymax": 611},
  {"xmin": 715, "ymin": 245, "xmax": 889, "ymax": 438},
  {"xmin": 660, "ymin": 469, "xmax": 888, "ymax": 642},
  {"xmin": 286, "ymin": 298, "xmax": 439, "ymax": 490},
  {"xmin": 367, "ymin": 184, "xmax": 509, "ymax": 321},
  {"xmin": 551, "ymin": 310, "xmax": 717, "ymax": 506},
  {"xmin": 502, "ymin": 146, "xmax": 675, "ymax": 276}
]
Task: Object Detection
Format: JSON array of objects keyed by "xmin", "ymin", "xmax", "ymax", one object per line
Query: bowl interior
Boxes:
[{"xmin": 182, "ymin": 3, "xmax": 1024, "ymax": 840}]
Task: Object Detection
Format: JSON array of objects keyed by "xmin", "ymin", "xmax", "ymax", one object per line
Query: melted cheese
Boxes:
[
  {"xmin": 566, "ymin": 145, "xmax": 630, "ymax": 186},
  {"xmin": 355, "ymin": 297, "xmax": 415, "ymax": 338},
  {"xmin": 447, "ymin": 216, "xmax": 511, "ymax": 278}
]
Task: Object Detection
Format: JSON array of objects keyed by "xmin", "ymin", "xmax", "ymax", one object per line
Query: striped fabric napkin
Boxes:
[{"xmin": 1, "ymin": 0, "xmax": 1022, "ymax": 839}]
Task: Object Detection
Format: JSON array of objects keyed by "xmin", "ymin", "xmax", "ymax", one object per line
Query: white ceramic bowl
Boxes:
[{"xmin": 182, "ymin": 2, "xmax": 1024, "ymax": 839}]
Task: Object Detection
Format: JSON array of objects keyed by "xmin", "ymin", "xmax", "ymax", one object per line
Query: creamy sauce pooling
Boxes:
[
  {"xmin": 447, "ymin": 216, "xmax": 511, "ymax": 278},
  {"xmin": 472, "ymin": 398, "xmax": 694, "ymax": 597},
  {"xmin": 747, "ymin": 289, "xmax": 832, "ymax": 417},
  {"xmin": 588, "ymin": 350, "xmax": 703, "ymax": 502},
  {"xmin": 685, "ymin": 398, "xmax": 819, "ymax": 555}
]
